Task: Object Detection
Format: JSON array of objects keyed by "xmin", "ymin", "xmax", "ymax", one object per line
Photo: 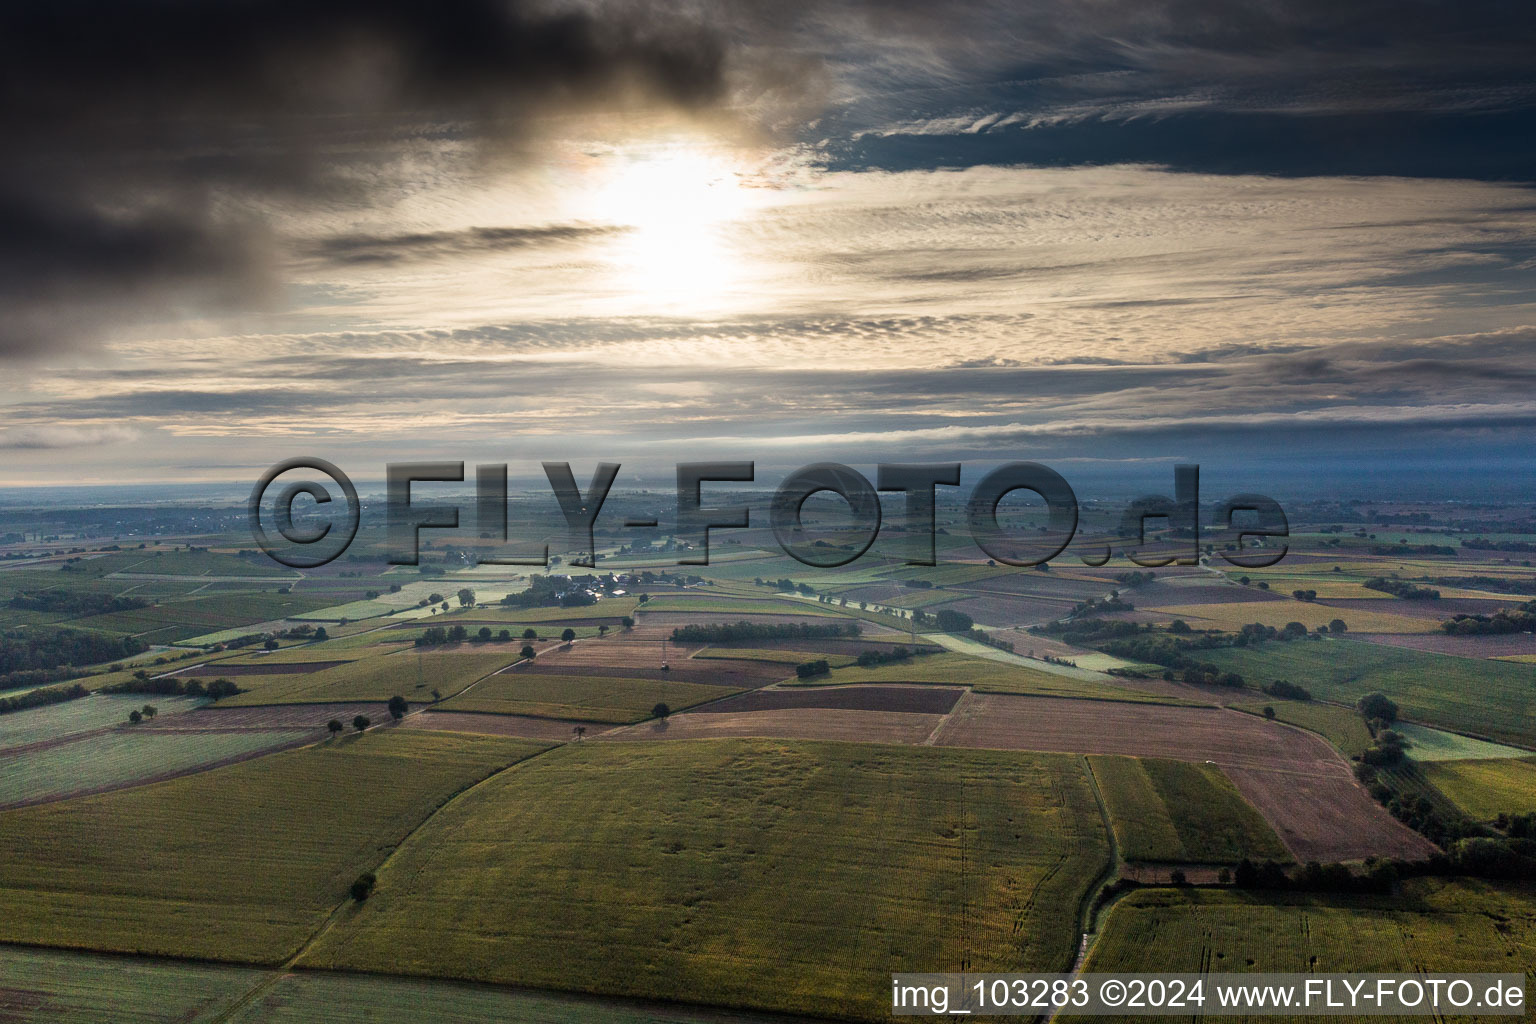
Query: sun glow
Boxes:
[{"xmin": 586, "ymin": 145, "xmax": 754, "ymax": 309}]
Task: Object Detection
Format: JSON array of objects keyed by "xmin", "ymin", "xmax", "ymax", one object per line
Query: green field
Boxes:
[
  {"xmin": 0, "ymin": 728, "xmax": 310, "ymax": 805},
  {"xmin": 1231, "ymin": 700, "xmax": 1375, "ymax": 758},
  {"xmin": 1080, "ymin": 879, "xmax": 1536, "ymax": 1021},
  {"xmin": 1089, "ymin": 756, "xmax": 1290, "ymax": 864},
  {"xmin": 0, "ymin": 693, "xmax": 204, "ymax": 751},
  {"xmin": 1393, "ymin": 722, "xmax": 1533, "ymax": 762},
  {"xmin": 1420, "ymin": 758, "xmax": 1536, "ymax": 819},
  {"xmin": 792, "ymin": 652, "xmax": 1194, "ymax": 704},
  {"xmin": 70, "ymin": 592, "xmax": 335, "ymax": 643},
  {"xmin": 0, "ymin": 730, "xmax": 550, "ymax": 962},
  {"xmin": 0, "ymin": 944, "xmax": 812, "ymax": 1024},
  {"xmin": 301, "ymin": 740, "xmax": 1111, "ymax": 1021},
  {"xmin": 219, "ymin": 650, "xmax": 518, "ymax": 706},
  {"xmin": 440, "ymin": 672, "xmax": 737, "ymax": 722},
  {"xmin": 1199, "ymin": 638, "xmax": 1536, "ymax": 747}
]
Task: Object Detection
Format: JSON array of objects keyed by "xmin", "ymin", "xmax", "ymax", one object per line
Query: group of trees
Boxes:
[
  {"xmin": 104, "ymin": 673, "xmax": 240, "ymax": 700},
  {"xmin": 1363, "ymin": 577, "xmax": 1440, "ymax": 600},
  {"xmin": 0, "ymin": 626, "xmax": 147, "ymax": 688},
  {"xmin": 1261, "ymin": 679, "xmax": 1312, "ymax": 701},
  {"xmin": 854, "ymin": 645, "xmax": 929, "ymax": 668},
  {"xmin": 1441, "ymin": 599, "xmax": 1536, "ymax": 635},
  {"xmin": 671, "ymin": 621, "xmax": 860, "ymax": 644},
  {"xmin": 416, "ymin": 625, "xmax": 517, "ymax": 647},
  {"xmin": 0, "ymin": 682, "xmax": 88, "ymax": 717},
  {"xmin": 7, "ymin": 590, "xmax": 148, "ymax": 615},
  {"xmin": 794, "ymin": 659, "xmax": 831, "ymax": 679}
]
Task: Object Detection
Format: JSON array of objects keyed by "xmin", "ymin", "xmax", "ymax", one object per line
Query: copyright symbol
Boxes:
[
  {"xmin": 1100, "ymin": 980, "xmax": 1126, "ymax": 1007},
  {"xmin": 248, "ymin": 457, "xmax": 360, "ymax": 568}
]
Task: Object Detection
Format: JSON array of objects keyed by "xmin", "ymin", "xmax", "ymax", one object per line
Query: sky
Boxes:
[{"xmin": 1, "ymin": 0, "xmax": 1534, "ymax": 497}]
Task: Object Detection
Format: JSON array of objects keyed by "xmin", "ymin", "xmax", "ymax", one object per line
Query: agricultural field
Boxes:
[
  {"xmin": 692, "ymin": 646, "xmax": 856, "ymax": 666},
  {"xmin": 1089, "ymin": 756, "xmax": 1290, "ymax": 864},
  {"xmin": 0, "ymin": 693, "xmax": 206, "ymax": 751},
  {"xmin": 439, "ymin": 671, "xmax": 735, "ymax": 722},
  {"xmin": 933, "ymin": 693, "xmax": 1437, "ymax": 863},
  {"xmin": 1079, "ymin": 879, "xmax": 1536, "ymax": 1018},
  {"xmin": 1419, "ymin": 758, "xmax": 1536, "ymax": 820},
  {"xmin": 69, "ymin": 592, "xmax": 336, "ymax": 644},
  {"xmin": 1145, "ymin": 599, "xmax": 1436, "ymax": 634},
  {"xmin": 0, "ymin": 941, "xmax": 813, "ymax": 1024},
  {"xmin": 0, "ymin": 730, "xmax": 550, "ymax": 962},
  {"xmin": 1230, "ymin": 700, "xmax": 1375, "ymax": 758},
  {"xmin": 217, "ymin": 650, "xmax": 520, "ymax": 706},
  {"xmin": 0, "ymin": 727, "xmax": 312, "ymax": 806},
  {"xmin": 300, "ymin": 740, "xmax": 1111, "ymax": 1021},
  {"xmin": 1198, "ymin": 638, "xmax": 1536, "ymax": 747},
  {"xmin": 1394, "ymin": 722, "xmax": 1532, "ymax": 762},
  {"xmin": 789, "ymin": 651, "xmax": 1195, "ymax": 704}
]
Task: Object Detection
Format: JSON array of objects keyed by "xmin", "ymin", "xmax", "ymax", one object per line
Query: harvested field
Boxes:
[
  {"xmin": 403, "ymin": 710, "xmax": 601, "ymax": 741},
  {"xmin": 941, "ymin": 594, "xmax": 1074, "ymax": 627},
  {"xmin": 602, "ymin": 708, "xmax": 946, "ymax": 744},
  {"xmin": 1420, "ymin": 757, "xmax": 1536, "ymax": 819},
  {"xmin": 932, "ymin": 694, "xmax": 1337, "ymax": 771},
  {"xmin": 931, "ymin": 693, "xmax": 1437, "ymax": 862},
  {"xmin": 170, "ymin": 659, "xmax": 350, "ymax": 676},
  {"xmin": 690, "ymin": 684, "xmax": 963, "ymax": 715},
  {"xmin": 440, "ymin": 672, "xmax": 737, "ymax": 723},
  {"xmin": 635, "ymin": 612, "xmax": 855, "ymax": 629},
  {"xmin": 1223, "ymin": 767, "xmax": 1438, "ymax": 862},
  {"xmin": 1350, "ymin": 631, "xmax": 1536, "ymax": 657},
  {"xmin": 1322, "ymin": 597, "xmax": 1519, "ymax": 620},
  {"xmin": 721, "ymin": 636, "xmax": 938, "ymax": 657},
  {"xmin": 0, "ymin": 694, "xmax": 203, "ymax": 754},
  {"xmin": 1131, "ymin": 581, "xmax": 1269, "ymax": 604}
]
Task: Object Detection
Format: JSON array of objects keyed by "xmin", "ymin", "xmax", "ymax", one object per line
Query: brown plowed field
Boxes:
[
  {"xmin": 931, "ymin": 694, "xmax": 1436, "ymax": 863},
  {"xmin": 1350, "ymin": 632, "xmax": 1536, "ymax": 656},
  {"xmin": 691, "ymin": 684, "xmax": 964, "ymax": 715},
  {"xmin": 401, "ymin": 711, "xmax": 594, "ymax": 741},
  {"xmin": 599, "ymin": 708, "xmax": 946, "ymax": 745},
  {"xmin": 510, "ymin": 640, "xmax": 788, "ymax": 688},
  {"xmin": 1223, "ymin": 766, "xmax": 1439, "ymax": 863}
]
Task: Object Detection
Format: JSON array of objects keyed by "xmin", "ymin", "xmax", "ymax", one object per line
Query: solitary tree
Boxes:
[
  {"xmin": 621, "ymin": 616, "xmax": 635, "ymax": 630},
  {"xmin": 352, "ymin": 714, "xmax": 371, "ymax": 733},
  {"xmin": 597, "ymin": 624, "xmax": 609, "ymax": 636},
  {"xmin": 350, "ymin": 872, "xmax": 376, "ymax": 902},
  {"xmin": 1329, "ymin": 618, "xmax": 1348, "ymax": 634},
  {"xmin": 652, "ymin": 702, "xmax": 671, "ymax": 720},
  {"xmin": 561, "ymin": 628, "xmax": 576, "ymax": 642},
  {"xmin": 387, "ymin": 695, "xmax": 408, "ymax": 721},
  {"xmin": 498, "ymin": 629, "xmax": 511, "ymax": 641},
  {"xmin": 522, "ymin": 628, "xmax": 538, "ymax": 640},
  {"xmin": 573, "ymin": 725, "xmax": 587, "ymax": 741},
  {"xmin": 1263, "ymin": 706, "xmax": 1276, "ymax": 720},
  {"xmin": 313, "ymin": 626, "xmax": 329, "ymax": 641},
  {"xmin": 520, "ymin": 644, "xmax": 537, "ymax": 660},
  {"xmin": 142, "ymin": 704, "xmax": 157, "ymax": 720},
  {"xmin": 327, "ymin": 719, "xmax": 343, "ymax": 737},
  {"xmin": 457, "ymin": 587, "xmax": 476, "ymax": 608},
  {"xmin": 430, "ymin": 688, "xmax": 442, "ymax": 703},
  {"xmin": 128, "ymin": 709, "xmax": 143, "ymax": 724},
  {"xmin": 477, "ymin": 626, "xmax": 492, "ymax": 641}
]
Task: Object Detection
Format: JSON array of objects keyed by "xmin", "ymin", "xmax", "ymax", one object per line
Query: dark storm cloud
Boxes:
[
  {"xmin": 813, "ymin": 0, "xmax": 1536, "ymax": 179},
  {"xmin": 0, "ymin": 0, "xmax": 738, "ymax": 356}
]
